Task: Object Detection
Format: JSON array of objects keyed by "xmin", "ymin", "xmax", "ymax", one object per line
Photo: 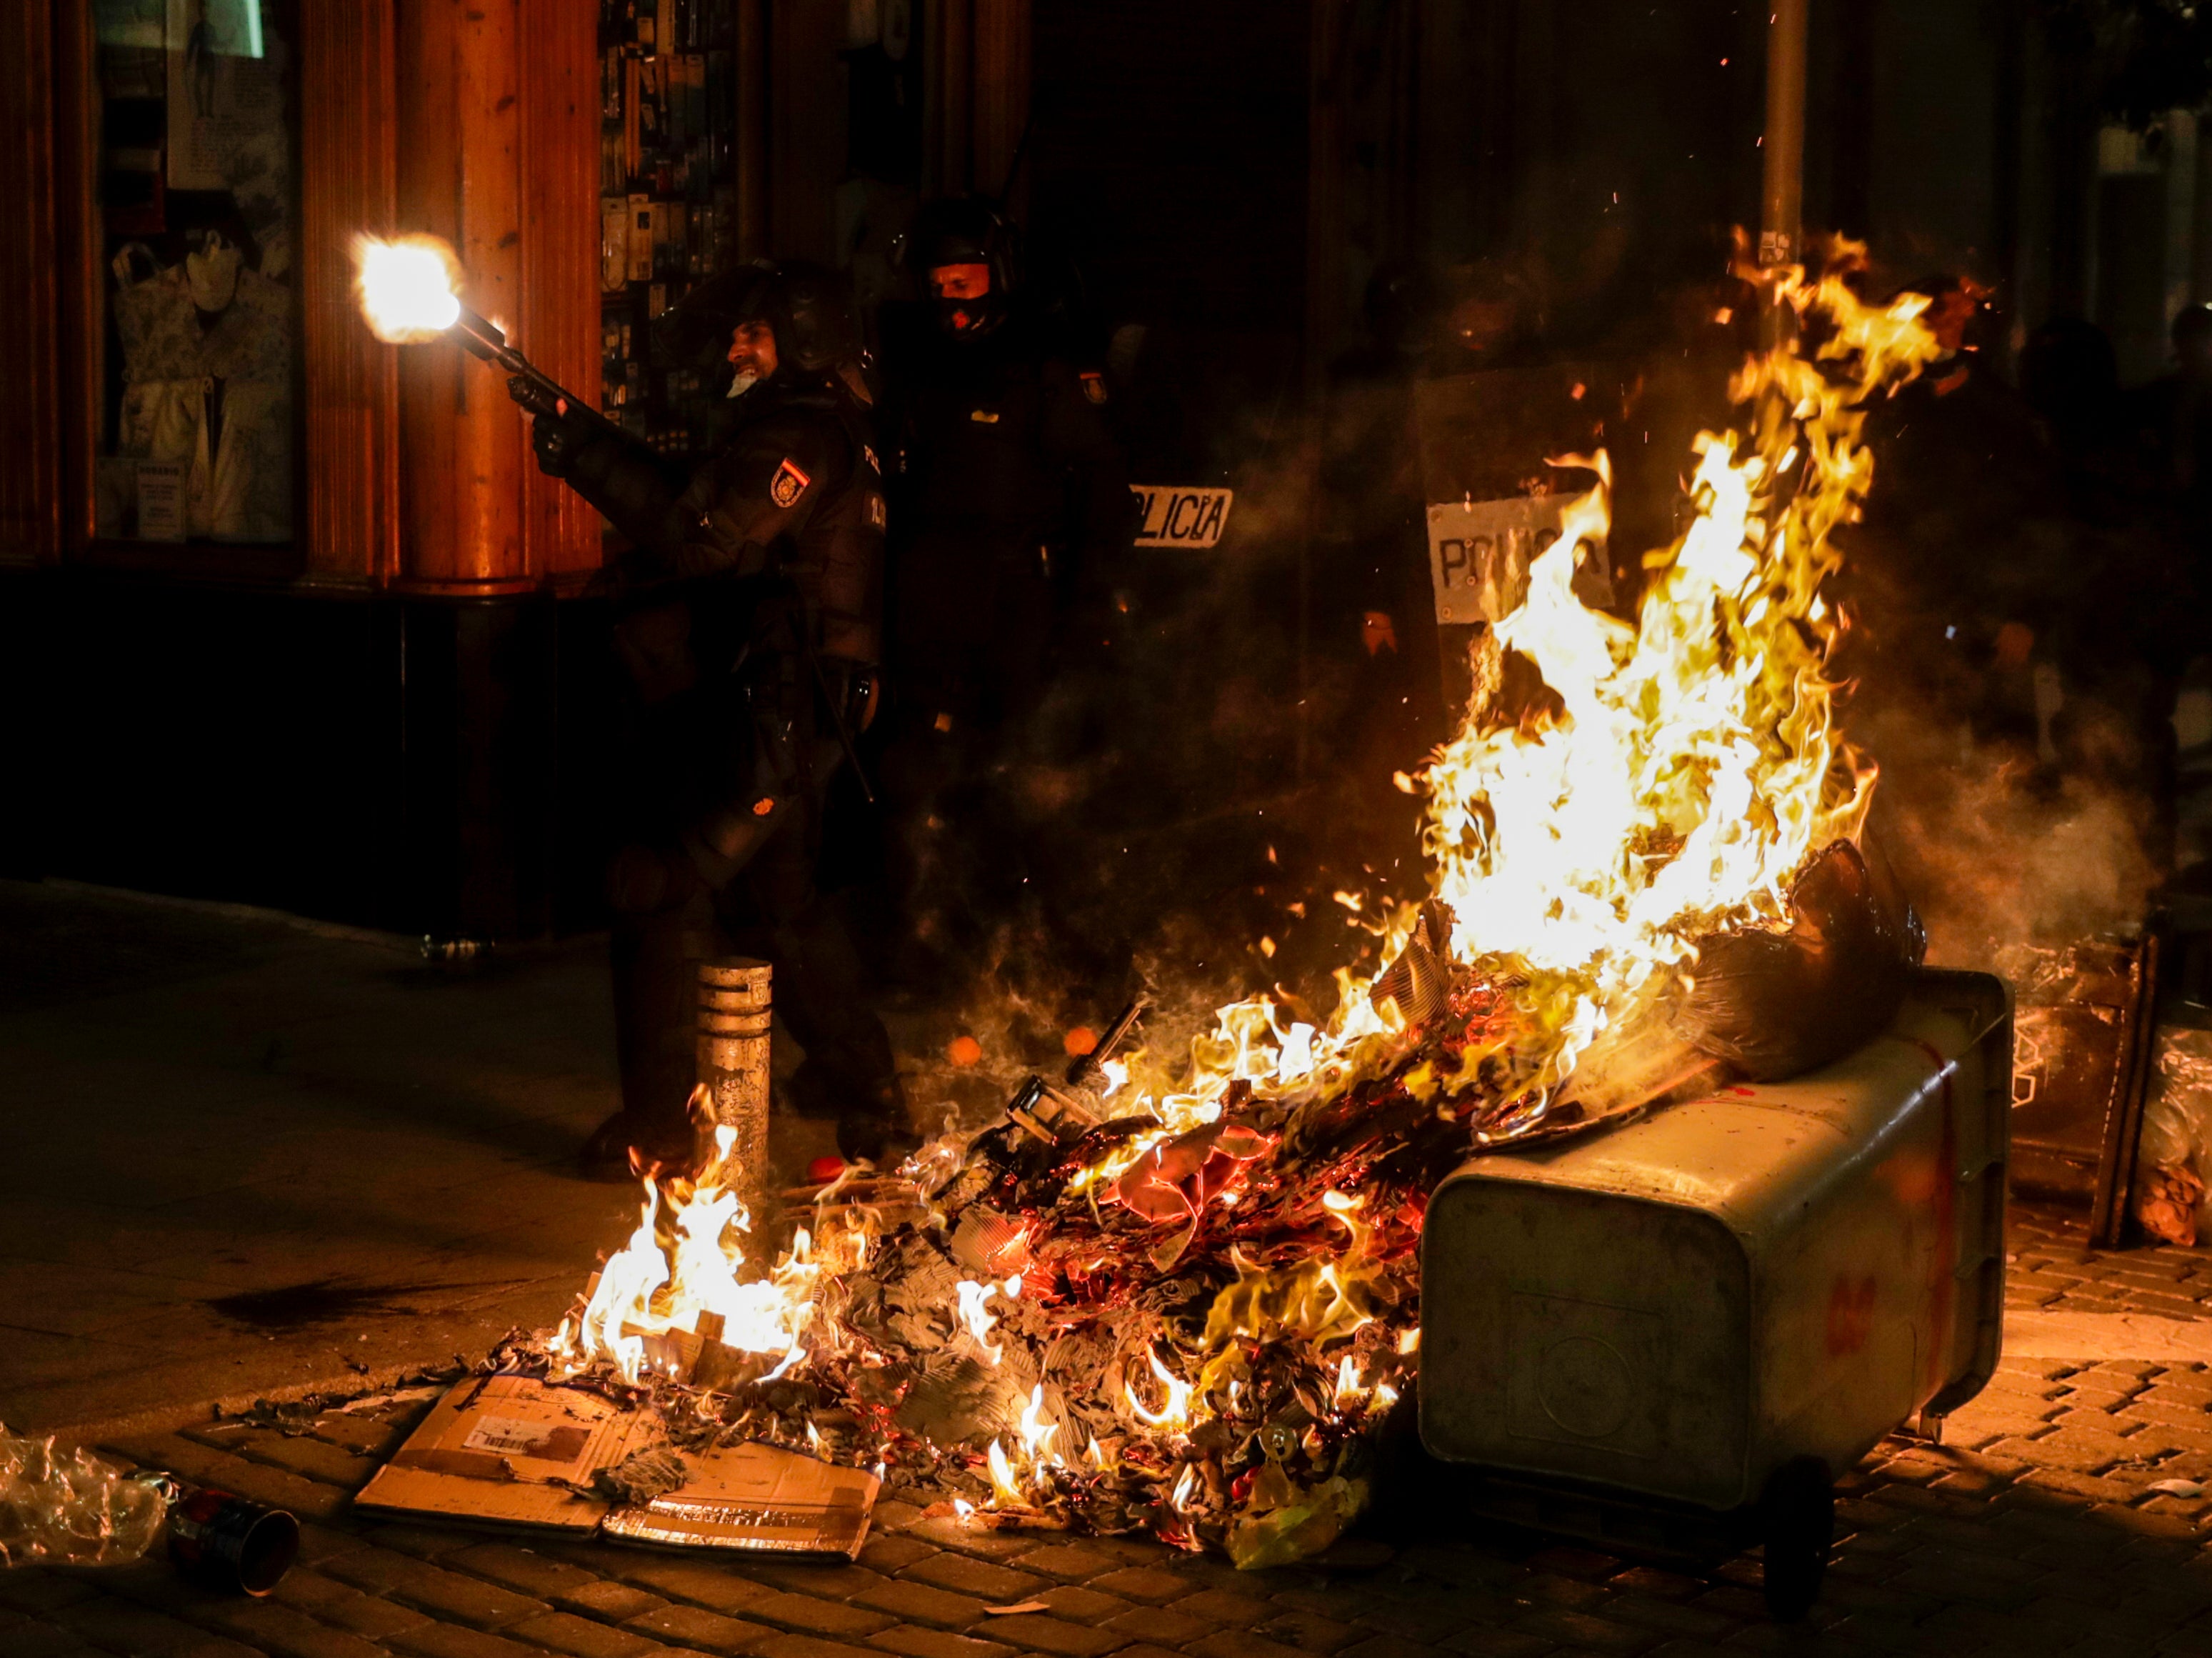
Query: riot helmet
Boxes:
[
  {"xmin": 656, "ymin": 259, "xmax": 860, "ymax": 385},
  {"xmin": 901, "ymin": 196, "xmax": 1021, "ymax": 339}
]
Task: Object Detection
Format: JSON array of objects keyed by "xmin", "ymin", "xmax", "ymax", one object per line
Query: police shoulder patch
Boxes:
[
  {"xmin": 770, "ymin": 456, "xmax": 811, "ymax": 509},
  {"xmin": 1080, "ymin": 371, "xmax": 1108, "ymax": 406}
]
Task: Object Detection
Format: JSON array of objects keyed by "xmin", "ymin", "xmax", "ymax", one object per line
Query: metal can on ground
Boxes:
[{"xmin": 166, "ymin": 1487, "xmax": 299, "ymax": 1596}]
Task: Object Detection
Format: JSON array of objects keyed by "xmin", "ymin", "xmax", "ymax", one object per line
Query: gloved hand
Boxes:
[{"xmin": 529, "ymin": 395, "xmax": 599, "ymax": 479}]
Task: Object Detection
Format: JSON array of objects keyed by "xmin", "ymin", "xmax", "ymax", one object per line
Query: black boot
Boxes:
[
  {"xmin": 836, "ymin": 1104, "xmax": 924, "ymax": 1166},
  {"xmin": 829, "ymin": 1068, "xmax": 923, "ymax": 1166},
  {"xmin": 578, "ymin": 1112, "xmax": 647, "ymax": 1182},
  {"xmin": 576, "ymin": 1109, "xmax": 703, "ymax": 1182}
]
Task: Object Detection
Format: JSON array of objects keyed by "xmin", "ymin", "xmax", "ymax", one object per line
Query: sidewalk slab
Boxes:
[{"xmin": 0, "ymin": 879, "xmax": 634, "ymax": 1432}]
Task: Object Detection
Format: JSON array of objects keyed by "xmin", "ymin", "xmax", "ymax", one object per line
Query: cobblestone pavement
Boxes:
[
  {"xmin": 2007, "ymin": 1203, "xmax": 2212, "ymax": 1321},
  {"xmin": 9, "ymin": 1204, "xmax": 2212, "ymax": 1658}
]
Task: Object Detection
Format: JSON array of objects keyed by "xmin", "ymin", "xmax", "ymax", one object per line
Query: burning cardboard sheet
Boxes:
[{"xmin": 356, "ymin": 1375, "xmax": 877, "ymax": 1559}]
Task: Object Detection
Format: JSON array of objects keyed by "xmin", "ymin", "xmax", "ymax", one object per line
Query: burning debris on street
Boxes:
[
  {"xmin": 481, "ymin": 243, "xmax": 1944, "ymax": 1569},
  {"xmin": 34, "ymin": 6, "xmax": 2212, "ymax": 1648}
]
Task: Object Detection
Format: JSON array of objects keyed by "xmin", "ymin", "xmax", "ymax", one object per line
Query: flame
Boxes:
[
  {"xmin": 986, "ymin": 1439, "xmax": 1025, "ymax": 1507},
  {"xmin": 1406, "ymin": 267, "xmax": 1936, "ymax": 1090},
  {"xmin": 551, "ymin": 1115, "xmax": 848, "ymax": 1383},
  {"xmin": 1168, "ymin": 1464, "xmax": 1198, "ymax": 1513},
  {"xmin": 1090, "ymin": 246, "xmax": 1938, "ymax": 1139},
  {"xmin": 978, "ymin": 1387, "xmax": 1064, "ymax": 1509},
  {"xmin": 1018, "ymin": 1384, "xmax": 1059, "ymax": 1464},
  {"xmin": 1126, "ymin": 1346, "xmax": 1194, "ymax": 1432},
  {"xmin": 353, "ymin": 234, "xmax": 463, "ymax": 343},
  {"xmin": 954, "ymin": 1279, "xmax": 1005, "ymax": 1364},
  {"xmin": 1333, "ymin": 1356, "xmax": 1363, "ymax": 1406}
]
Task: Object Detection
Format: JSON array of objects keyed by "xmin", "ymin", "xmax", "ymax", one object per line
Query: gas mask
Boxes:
[{"xmin": 931, "ymin": 264, "xmax": 1004, "ymax": 339}]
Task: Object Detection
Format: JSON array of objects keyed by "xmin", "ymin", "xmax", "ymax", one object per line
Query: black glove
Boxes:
[{"xmin": 529, "ymin": 394, "xmax": 599, "ymax": 480}]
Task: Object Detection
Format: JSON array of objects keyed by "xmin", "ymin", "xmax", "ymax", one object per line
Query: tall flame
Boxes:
[
  {"xmin": 1416, "ymin": 267, "xmax": 1939, "ymax": 1090},
  {"xmin": 1099, "ymin": 246, "xmax": 1941, "ymax": 1140}
]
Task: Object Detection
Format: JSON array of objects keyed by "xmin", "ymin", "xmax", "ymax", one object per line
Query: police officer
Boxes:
[
  {"xmin": 530, "ymin": 260, "xmax": 916, "ymax": 1176},
  {"xmin": 875, "ymin": 198, "xmax": 1134, "ymax": 980}
]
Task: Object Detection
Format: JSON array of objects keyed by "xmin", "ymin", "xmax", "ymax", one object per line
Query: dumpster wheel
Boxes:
[{"xmin": 1759, "ymin": 1457, "xmax": 1833, "ymax": 1622}]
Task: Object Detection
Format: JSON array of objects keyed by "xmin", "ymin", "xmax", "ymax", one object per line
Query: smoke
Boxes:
[
  {"xmin": 858, "ymin": 418, "xmax": 1444, "ymax": 1123},
  {"xmin": 869, "ymin": 469, "xmax": 2173, "ymax": 1132},
  {"xmin": 1853, "ymin": 691, "xmax": 2162, "ymax": 967}
]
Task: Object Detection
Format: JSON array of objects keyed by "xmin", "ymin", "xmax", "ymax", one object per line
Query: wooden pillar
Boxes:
[
  {"xmin": 0, "ymin": 1, "xmax": 63, "ymax": 567},
  {"xmin": 394, "ymin": 0, "xmax": 525, "ymax": 592},
  {"xmin": 926, "ymin": 0, "xmax": 974, "ymax": 196},
  {"xmin": 770, "ymin": 0, "xmax": 846, "ymax": 263},
  {"xmin": 519, "ymin": 0, "xmax": 604, "ymax": 587},
  {"xmin": 391, "ymin": 0, "xmax": 596, "ymax": 594},
  {"xmin": 924, "ymin": 0, "xmax": 1031, "ymax": 202},
  {"xmin": 299, "ymin": 4, "xmax": 401, "ymax": 586},
  {"xmin": 51, "ymin": 0, "xmax": 101, "ymax": 559},
  {"xmin": 971, "ymin": 0, "xmax": 1031, "ymax": 204}
]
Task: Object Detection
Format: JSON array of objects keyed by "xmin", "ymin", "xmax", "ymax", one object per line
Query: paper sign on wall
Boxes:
[
  {"xmin": 1131, "ymin": 485, "xmax": 1233, "ymax": 549},
  {"xmin": 166, "ymin": 0, "xmax": 282, "ymax": 191},
  {"xmin": 136, "ymin": 462, "xmax": 187, "ymax": 542},
  {"xmin": 1426, "ymin": 494, "xmax": 1601, "ymax": 624}
]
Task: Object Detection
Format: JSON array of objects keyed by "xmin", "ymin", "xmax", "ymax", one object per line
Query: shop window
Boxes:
[
  {"xmin": 91, "ymin": 0, "xmax": 298, "ymax": 547},
  {"xmin": 599, "ymin": 0, "xmax": 743, "ymax": 461}
]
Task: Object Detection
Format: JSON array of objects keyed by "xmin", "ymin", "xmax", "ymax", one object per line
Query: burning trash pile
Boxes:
[{"xmin": 514, "ymin": 246, "xmax": 1942, "ymax": 1569}]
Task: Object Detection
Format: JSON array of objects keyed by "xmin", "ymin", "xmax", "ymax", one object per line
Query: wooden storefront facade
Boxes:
[{"xmin": 0, "ymin": 0, "xmax": 1037, "ymax": 941}]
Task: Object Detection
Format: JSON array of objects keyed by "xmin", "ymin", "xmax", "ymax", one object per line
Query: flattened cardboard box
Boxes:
[{"xmin": 356, "ymin": 1374, "xmax": 878, "ymax": 1559}]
